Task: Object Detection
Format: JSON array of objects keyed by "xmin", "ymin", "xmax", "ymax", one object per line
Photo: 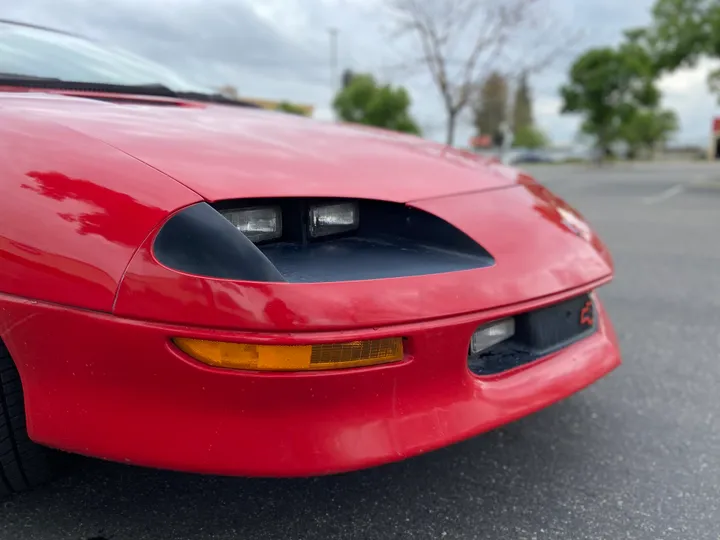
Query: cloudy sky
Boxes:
[{"xmin": 2, "ymin": 0, "xmax": 718, "ymax": 147}]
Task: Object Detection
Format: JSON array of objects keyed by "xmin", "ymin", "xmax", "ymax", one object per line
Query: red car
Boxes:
[{"xmin": 0, "ymin": 20, "xmax": 621, "ymax": 495}]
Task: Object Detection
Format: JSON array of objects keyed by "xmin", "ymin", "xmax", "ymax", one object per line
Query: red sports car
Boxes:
[{"xmin": 0, "ymin": 20, "xmax": 621, "ymax": 495}]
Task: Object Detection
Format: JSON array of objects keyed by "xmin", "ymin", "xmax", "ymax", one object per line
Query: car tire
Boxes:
[{"xmin": 0, "ymin": 341, "xmax": 57, "ymax": 496}]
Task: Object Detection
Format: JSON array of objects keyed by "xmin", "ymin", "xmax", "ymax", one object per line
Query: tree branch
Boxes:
[{"xmin": 387, "ymin": 0, "xmax": 570, "ymax": 146}]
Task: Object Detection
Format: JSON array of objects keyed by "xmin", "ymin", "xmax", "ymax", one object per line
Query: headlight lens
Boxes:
[
  {"xmin": 219, "ymin": 206, "xmax": 282, "ymax": 243},
  {"xmin": 309, "ymin": 202, "xmax": 359, "ymax": 238},
  {"xmin": 470, "ymin": 318, "xmax": 515, "ymax": 355}
]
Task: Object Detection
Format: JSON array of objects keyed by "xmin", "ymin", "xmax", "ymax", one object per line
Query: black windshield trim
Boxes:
[
  {"xmin": 0, "ymin": 77, "xmax": 262, "ymax": 108},
  {"xmin": 175, "ymin": 91, "xmax": 262, "ymax": 108},
  {"xmin": 0, "ymin": 19, "xmax": 87, "ymax": 40},
  {"xmin": 0, "ymin": 78, "xmax": 178, "ymax": 97}
]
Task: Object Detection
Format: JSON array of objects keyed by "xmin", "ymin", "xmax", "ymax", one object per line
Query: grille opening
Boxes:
[{"xmin": 468, "ymin": 294, "xmax": 597, "ymax": 376}]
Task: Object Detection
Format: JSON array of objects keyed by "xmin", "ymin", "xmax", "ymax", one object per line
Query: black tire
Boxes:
[{"xmin": 0, "ymin": 341, "xmax": 57, "ymax": 496}]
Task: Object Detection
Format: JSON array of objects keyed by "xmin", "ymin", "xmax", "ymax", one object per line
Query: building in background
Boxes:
[
  {"xmin": 469, "ymin": 134, "xmax": 492, "ymax": 150},
  {"xmin": 216, "ymin": 86, "xmax": 314, "ymax": 117},
  {"xmin": 243, "ymin": 98, "xmax": 314, "ymax": 117}
]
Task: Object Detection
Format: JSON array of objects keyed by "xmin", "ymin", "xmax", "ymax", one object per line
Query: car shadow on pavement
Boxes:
[{"xmin": 1, "ymin": 389, "xmax": 620, "ymax": 540}]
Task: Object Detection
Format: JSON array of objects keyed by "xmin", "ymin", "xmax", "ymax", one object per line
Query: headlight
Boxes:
[
  {"xmin": 470, "ymin": 318, "xmax": 515, "ymax": 355},
  {"xmin": 309, "ymin": 202, "xmax": 359, "ymax": 238},
  {"xmin": 219, "ymin": 206, "xmax": 282, "ymax": 243}
]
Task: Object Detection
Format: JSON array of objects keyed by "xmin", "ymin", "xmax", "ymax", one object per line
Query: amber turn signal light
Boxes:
[{"xmin": 173, "ymin": 337, "xmax": 404, "ymax": 372}]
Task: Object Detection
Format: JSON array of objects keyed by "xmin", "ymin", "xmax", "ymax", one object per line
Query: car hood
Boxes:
[{"xmin": 3, "ymin": 92, "xmax": 519, "ymax": 202}]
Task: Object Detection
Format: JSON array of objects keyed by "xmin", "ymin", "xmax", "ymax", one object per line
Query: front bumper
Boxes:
[{"xmin": 2, "ymin": 288, "xmax": 620, "ymax": 477}]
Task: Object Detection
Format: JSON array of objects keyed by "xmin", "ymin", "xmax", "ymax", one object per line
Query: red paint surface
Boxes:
[
  {"xmin": 0, "ymin": 92, "xmax": 514, "ymax": 202},
  {"xmin": 0, "ymin": 89, "xmax": 621, "ymax": 475},
  {"xmin": 1, "ymin": 291, "xmax": 619, "ymax": 476},
  {"xmin": 0, "ymin": 105, "xmax": 200, "ymax": 310}
]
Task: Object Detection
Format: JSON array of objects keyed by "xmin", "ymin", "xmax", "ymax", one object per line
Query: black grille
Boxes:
[{"xmin": 468, "ymin": 294, "xmax": 596, "ymax": 376}]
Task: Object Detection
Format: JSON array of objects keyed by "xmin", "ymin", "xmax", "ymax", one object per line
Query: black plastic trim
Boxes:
[
  {"xmin": 153, "ymin": 203, "xmax": 286, "ymax": 282},
  {"xmin": 0, "ymin": 19, "xmax": 86, "ymax": 39},
  {"xmin": 260, "ymin": 236, "xmax": 490, "ymax": 283},
  {"xmin": 468, "ymin": 294, "xmax": 597, "ymax": 376}
]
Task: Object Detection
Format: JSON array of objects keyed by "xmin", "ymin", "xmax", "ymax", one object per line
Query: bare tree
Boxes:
[{"xmin": 388, "ymin": 0, "xmax": 578, "ymax": 147}]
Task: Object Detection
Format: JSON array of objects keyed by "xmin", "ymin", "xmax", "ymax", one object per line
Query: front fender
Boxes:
[{"xmin": 0, "ymin": 110, "xmax": 202, "ymax": 311}]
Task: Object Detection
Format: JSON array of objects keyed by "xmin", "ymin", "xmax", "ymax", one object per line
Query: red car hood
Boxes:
[{"xmin": 3, "ymin": 92, "xmax": 517, "ymax": 202}]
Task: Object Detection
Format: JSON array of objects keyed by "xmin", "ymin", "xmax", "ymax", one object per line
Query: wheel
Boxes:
[{"xmin": 0, "ymin": 341, "xmax": 57, "ymax": 496}]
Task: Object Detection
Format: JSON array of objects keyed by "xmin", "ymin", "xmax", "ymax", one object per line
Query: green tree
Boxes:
[
  {"xmin": 560, "ymin": 44, "xmax": 660, "ymax": 155},
  {"xmin": 473, "ymin": 72, "xmax": 509, "ymax": 137},
  {"xmin": 513, "ymin": 125, "xmax": 549, "ymax": 149},
  {"xmin": 332, "ymin": 73, "xmax": 421, "ymax": 135},
  {"xmin": 645, "ymin": 0, "xmax": 719, "ymax": 71},
  {"xmin": 644, "ymin": 0, "xmax": 720, "ymax": 99},
  {"xmin": 512, "ymin": 72, "xmax": 534, "ymax": 137},
  {"xmin": 620, "ymin": 109, "xmax": 679, "ymax": 158},
  {"xmin": 275, "ymin": 102, "xmax": 309, "ymax": 116}
]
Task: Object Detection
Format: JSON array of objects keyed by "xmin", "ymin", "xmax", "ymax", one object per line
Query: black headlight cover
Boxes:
[{"xmin": 153, "ymin": 202, "xmax": 286, "ymax": 282}]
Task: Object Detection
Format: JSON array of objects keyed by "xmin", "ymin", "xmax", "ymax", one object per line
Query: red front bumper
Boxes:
[{"xmin": 1, "ymin": 287, "xmax": 620, "ymax": 477}]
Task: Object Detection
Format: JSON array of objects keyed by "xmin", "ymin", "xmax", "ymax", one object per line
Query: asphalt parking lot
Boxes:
[{"xmin": 2, "ymin": 162, "xmax": 720, "ymax": 540}]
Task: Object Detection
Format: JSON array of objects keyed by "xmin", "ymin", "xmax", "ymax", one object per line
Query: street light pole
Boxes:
[{"xmin": 328, "ymin": 28, "xmax": 339, "ymax": 94}]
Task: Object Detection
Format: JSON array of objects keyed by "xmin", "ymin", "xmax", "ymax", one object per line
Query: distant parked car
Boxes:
[{"xmin": 511, "ymin": 150, "xmax": 554, "ymax": 164}]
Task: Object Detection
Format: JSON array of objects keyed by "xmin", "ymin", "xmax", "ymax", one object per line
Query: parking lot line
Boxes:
[{"xmin": 642, "ymin": 184, "xmax": 685, "ymax": 205}]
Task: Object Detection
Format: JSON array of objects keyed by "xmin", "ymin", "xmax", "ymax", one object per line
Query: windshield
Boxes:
[{"xmin": 0, "ymin": 21, "xmax": 210, "ymax": 92}]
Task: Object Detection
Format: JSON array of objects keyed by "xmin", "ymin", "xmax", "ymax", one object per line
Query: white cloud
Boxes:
[
  {"xmin": 659, "ymin": 63, "xmax": 713, "ymax": 96},
  {"xmin": 658, "ymin": 59, "xmax": 720, "ymax": 144},
  {"xmin": 312, "ymin": 105, "xmax": 336, "ymax": 122},
  {"xmin": 532, "ymin": 96, "xmax": 580, "ymax": 146},
  {"xmin": 535, "ymin": 96, "xmax": 562, "ymax": 119},
  {"xmin": 245, "ymin": 0, "xmax": 312, "ymax": 41}
]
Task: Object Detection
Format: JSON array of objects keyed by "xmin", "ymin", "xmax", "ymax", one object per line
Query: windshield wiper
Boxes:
[
  {"xmin": 0, "ymin": 72, "xmax": 63, "ymax": 81},
  {"xmin": 173, "ymin": 91, "xmax": 261, "ymax": 109},
  {"xmin": 0, "ymin": 76, "xmax": 260, "ymax": 108},
  {"xmin": 0, "ymin": 76, "xmax": 179, "ymax": 96}
]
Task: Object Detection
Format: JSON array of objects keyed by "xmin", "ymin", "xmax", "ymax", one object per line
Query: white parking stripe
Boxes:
[{"xmin": 643, "ymin": 184, "xmax": 685, "ymax": 205}]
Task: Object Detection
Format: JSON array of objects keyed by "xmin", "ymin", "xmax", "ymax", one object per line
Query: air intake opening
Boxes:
[{"xmin": 468, "ymin": 294, "xmax": 597, "ymax": 376}]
